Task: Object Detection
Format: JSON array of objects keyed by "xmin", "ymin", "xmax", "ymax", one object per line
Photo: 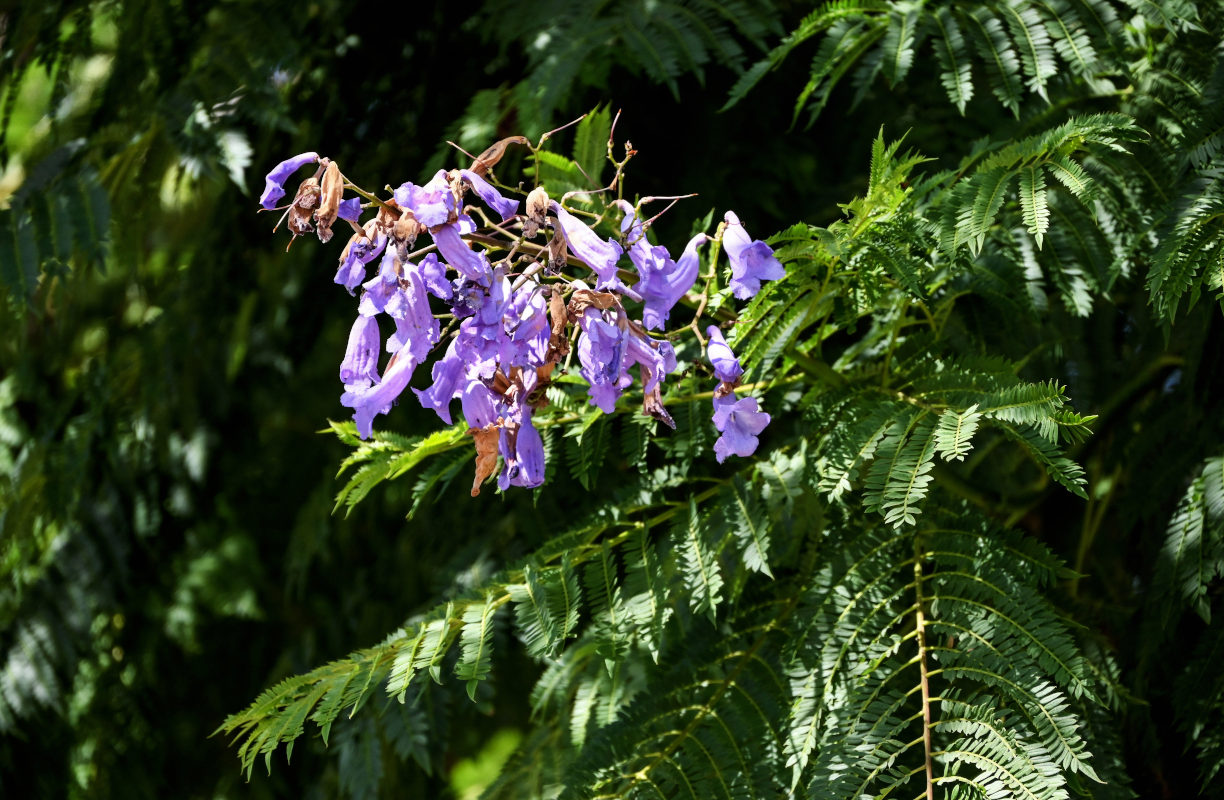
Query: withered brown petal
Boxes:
[
  {"xmin": 547, "ymin": 290, "xmax": 571, "ymax": 362},
  {"xmin": 292, "ymin": 177, "xmax": 321, "ymax": 211},
  {"xmin": 393, "ymin": 208, "xmax": 424, "ymax": 243},
  {"xmin": 288, "ymin": 205, "xmax": 314, "ymax": 236},
  {"xmin": 567, "ymin": 289, "xmax": 618, "ymax": 316},
  {"xmin": 468, "ymin": 425, "xmax": 501, "ymax": 497},
  {"xmin": 315, "ymin": 161, "xmax": 343, "ymax": 229},
  {"xmin": 641, "ymin": 375, "xmax": 676, "ymax": 430},
  {"xmin": 526, "ymin": 186, "xmax": 550, "ymax": 220},
  {"xmin": 375, "ymin": 202, "xmax": 400, "ymax": 236},
  {"xmin": 546, "ymin": 228, "xmax": 567, "ymax": 272},
  {"xmin": 470, "ymin": 135, "xmax": 530, "ymax": 177}
]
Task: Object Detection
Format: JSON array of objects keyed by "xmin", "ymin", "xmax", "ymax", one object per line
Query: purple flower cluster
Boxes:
[
  {"xmin": 258, "ymin": 146, "xmax": 786, "ymax": 492},
  {"xmin": 705, "ymin": 326, "xmax": 771, "ymax": 463}
]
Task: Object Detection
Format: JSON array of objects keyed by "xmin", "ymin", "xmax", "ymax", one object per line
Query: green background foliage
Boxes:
[{"xmin": 2, "ymin": 1, "xmax": 1223, "ymax": 797}]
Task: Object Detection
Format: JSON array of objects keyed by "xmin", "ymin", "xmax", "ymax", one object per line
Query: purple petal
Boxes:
[
  {"xmin": 723, "ymin": 211, "xmax": 785, "ymax": 300},
  {"xmin": 358, "ymin": 249, "xmax": 398, "ymax": 315},
  {"xmin": 551, "ymin": 201, "xmax": 627, "ymax": 293},
  {"xmin": 498, "ymin": 406, "xmax": 545, "ymax": 490},
  {"xmin": 259, "ymin": 151, "xmax": 318, "ymax": 209},
  {"xmin": 625, "ymin": 332, "xmax": 675, "ymax": 396},
  {"xmin": 461, "ymin": 380, "xmax": 499, "ymax": 429},
  {"xmin": 342, "ymin": 349, "xmax": 419, "ymax": 439},
  {"xmin": 419, "ymin": 253, "xmax": 452, "ymax": 299},
  {"xmin": 414, "ymin": 340, "xmax": 465, "ymax": 424},
  {"xmin": 577, "ymin": 309, "xmax": 628, "ymax": 413},
  {"xmin": 711, "ymin": 393, "xmax": 770, "ymax": 463},
  {"xmin": 633, "ymin": 233, "xmax": 709, "ymax": 330},
  {"xmin": 394, "ymin": 170, "xmax": 455, "ymax": 227},
  {"xmin": 337, "ymin": 197, "xmax": 362, "ymax": 222},
  {"xmin": 504, "ymin": 287, "xmax": 550, "ymax": 368},
  {"xmin": 510, "ymin": 415, "xmax": 545, "ymax": 488},
  {"xmin": 705, "ymin": 326, "xmax": 744, "ymax": 385},
  {"xmin": 432, "ymin": 223, "xmax": 490, "ymax": 282},
  {"xmin": 340, "ymin": 315, "xmax": 381, "ymax": 387},
  {"xmin": 385, "ymin": 265, "xmax": 439, "ymax": 361},
  {"xmin": 336, "ymin": 231, "xmax": 388, "ymax": 294},
  {"xmin": 458, "ymin": 169, "xmax": 520, "ymax": 221}
]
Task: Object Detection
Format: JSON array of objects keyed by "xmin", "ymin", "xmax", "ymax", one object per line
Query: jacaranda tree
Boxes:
[{"xmin": 3, "ymin": 1, "xmax": 1224, "ymax": 798}]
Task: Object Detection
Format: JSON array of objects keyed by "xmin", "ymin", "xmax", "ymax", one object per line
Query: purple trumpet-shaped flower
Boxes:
[
  {"xmin": 705, "ymin": 325, "xmax": 744, "ymax": 386},
  {"xmin": 337, "ymin": 197, "xmax": 362, "ymax": 222},
  {"xmin": 551, "ymin": 202, "xmax": 630, "ymax": 295},
  {"xmin": 615, "ymin": 200, "xmax": 707, "ymax": 329},
  {"xmin": 498, "ymin": 379, "xmax": 545, "ymax": 490},
  {"xmin": 501, "ymin": 412, "xmax": 545, "ymax": 489},
  {"xmin": 336, "ymin": 228, "xmax": 388, "ymax": 293},
  {"xmin": 577, "ymin": 308, "xmax": 629, "ymax": 413},
  {"xmin": 453, "ymin": 270, "xmax": 512, "ymax": 374},
  {"xmin": 414, "ymin": 340, "xmax": 466, "ymax": 424},
  {"xmin": 712, "ymin": 393, "xmax": 770, "ymax": 463},
  {"xmin": 723, "ymin": 210, "xmax": 784, "ymax": 300},
  {"xmin": 504, "ymin": 286, "xmax": 550, "ymax": 369},
  {"xmin": 341, "ymin": 348, "xmax": 419, "ymax": 439},
  {"xmin": 625, "ymin": 333, "xmax": 675, "ymax": 396},
  {"xmin": 458, "ymin": 169, "xmax": 520, "ymax": 222},
  {"xmin": 340, "ymin": 315, "xmax": 381, "ymax": 390},
  {"xmin": 259, "ymin": 151, "xmax": 318, "ymax": 209},
  {"xmin": 432, "ymin": 222, "xmax": 491, "ymax": 283},
  {"xmin": 394, "ymin": 170, "xmax": 455, "ymax": 227},
  {"xmin": 633, "ymin": 232, "xmax": 709, "ymax": 330},
  {"xmin": 358, "ymin": 250, "xmax": 398, "ymax": 316},
  {"xmin": 385, "ymin": 261, "xmax": 440, "ymax": 362},
  {"xmin": 626, "ymin": 332, "xmax": 678, "ymax": 428}
]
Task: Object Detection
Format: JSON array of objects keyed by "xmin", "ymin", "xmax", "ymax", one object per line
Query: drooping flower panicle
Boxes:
[{"xmin": 256, "ymin": 134, "xmax": 785, "ymax": 492}]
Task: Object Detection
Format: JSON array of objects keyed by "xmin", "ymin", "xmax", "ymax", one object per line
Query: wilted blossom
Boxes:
[
  {"xmin": 712, "ymin": 393, "xmax": 770, "ymax": 463},
  {"xmin": 259, "ymin": 151, "xmax": 318, "ymax": 209},
  {"xmin": 551, "ymin": 202, "xmax": 630, "ymax": 295},
  {"xmin": 723, "ymin": 210, "xmax": 784, "ymax": 300}
]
